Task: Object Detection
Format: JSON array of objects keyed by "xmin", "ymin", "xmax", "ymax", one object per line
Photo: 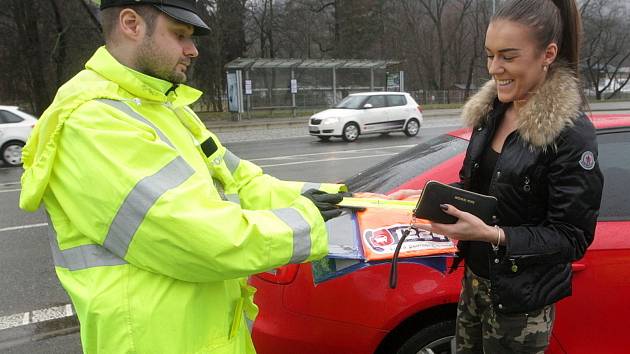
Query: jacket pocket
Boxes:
[
  {"xmin": 229, "ymin": 297, "xmax": 245, "ymax": 340},
  {"xmin": 491, "ymin": 261, "xmax": 569, "ymax": 314}
]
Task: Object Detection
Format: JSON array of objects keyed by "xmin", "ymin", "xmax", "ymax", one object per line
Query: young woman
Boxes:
[{"xmin": 413, "ymin": 0, "xmax": 604, "ymax": 352}]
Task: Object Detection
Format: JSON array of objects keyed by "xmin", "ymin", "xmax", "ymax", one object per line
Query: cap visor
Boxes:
[{"xmin": 155, "ymin": 5, "xmax": 210, "ymax": 36}]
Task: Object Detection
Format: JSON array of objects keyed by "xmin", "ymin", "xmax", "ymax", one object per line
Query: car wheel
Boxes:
[
  {"xmin": 317, "ymin": 136, "xmax": 331, "ymax": 142},
  {"xmin": 396, "ymin": 319, "xmax": 455, "ymax": 354},
  {"xmin": 404, "ymin": 119, "xmax": 420, "ymax": 137},
  {"xmin": 1, "ymin": 141, "xmax": 26, "ymax": 166},
  {"xmin": 342, "ymin": 122, "xmax": 360, "ymax": 142}
]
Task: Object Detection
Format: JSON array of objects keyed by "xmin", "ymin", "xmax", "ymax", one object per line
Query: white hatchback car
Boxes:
[
  {"xmin": 308, "ymin": 92, "xmax": 423, "ymax": 142},
  {"xmin": 0, "ymin": 105, "xmax": 37, "ymax": 166}
]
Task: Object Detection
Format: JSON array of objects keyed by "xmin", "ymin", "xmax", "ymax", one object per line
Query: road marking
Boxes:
[
  {"xmin": 249, "ymin": 144, "xmax": 415, "ymax": 162},
  {"xmin": 0, "ymin": 304, "xmax": 74, "ymax": 331},
  {"xmin": 0, "ymin": 181, "xmax": 20, "ymax": 186},
  {"xmin": 260, "ymin": 152, "xmax": 397, "ymax": 168},
  {"xmin": 0, "ymin": 223, "xmax": 48, "ymax": 233},
  {"xmin": 0, "ymin": 189, "xmax": 20, "ymax": 193}
]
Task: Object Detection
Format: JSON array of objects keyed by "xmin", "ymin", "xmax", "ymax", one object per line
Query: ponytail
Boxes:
[{"xmin": 551, "ymin": 0, "xmax": 582, "ymax": 74}]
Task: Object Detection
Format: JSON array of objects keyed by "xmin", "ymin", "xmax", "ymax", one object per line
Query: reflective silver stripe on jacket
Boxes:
[
  {"xmin": 47, "ymin": 215, "xmax": 127, "ymax": 270},
  {"xmin": 96, "ymin": 98, "xmax": 175, "ymax": 149},
  {"xmin": 246, "ymin": 318, "xmax": 253, "ymax": 333},
  {"xmin": 95, "ymin": 98, "xmax": 195, "ymax": 258},
  {"xmin": 225, "ymin": 194, "xmax": 241, "ymax": 204},
  {"xmin": 104, "ymin": 156, "xmax": 194, "ymax": 258},
  {"xmin": 301, "ymin": 182, "xmax": 321, "ymax": 193},
  {"xmin": 224, "ymin": 150, "xmax": 241, "ymax": 174},
  {"xmin": 213, "ymin": 179, "xmax": 228, "ymax": 201},
  {"xmin": 272, "ymin": 208, "xmax": 312, "ymax": 263}
]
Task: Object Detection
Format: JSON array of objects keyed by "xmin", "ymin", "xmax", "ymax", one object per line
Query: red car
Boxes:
[{"xmin": 251, "ymin": 114, "xmax": 630, "ymax": 354}]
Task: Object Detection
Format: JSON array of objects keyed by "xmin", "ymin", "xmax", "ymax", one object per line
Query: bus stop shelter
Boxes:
[{"xmin": 224, "ymin": 58, "xmax": 402, "ymax": 119}]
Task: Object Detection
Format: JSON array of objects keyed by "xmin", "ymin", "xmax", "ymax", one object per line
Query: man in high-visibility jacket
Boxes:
[{"xmin": 19, "ymin": 1, "xmax": 346, "ymax": 352}]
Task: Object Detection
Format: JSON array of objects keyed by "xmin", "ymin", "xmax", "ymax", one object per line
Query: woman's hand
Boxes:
[
  {"xmin": 414, "ymin": 204, "xmax": 497, "ymax": 243},
  {"xmin": 388, "ymin": 189, "xmax": 422, "ymax": 200}
]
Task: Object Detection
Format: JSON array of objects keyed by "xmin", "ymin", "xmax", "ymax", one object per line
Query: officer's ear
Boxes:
[{"xmin": 118, "ymin": 8, "xmax": 146, "ymax": 42}]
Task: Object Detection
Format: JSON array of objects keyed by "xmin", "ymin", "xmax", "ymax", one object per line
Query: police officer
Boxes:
[{"xmin": 20, "ymin": 1, "xmax": 346, "ymax": 352}]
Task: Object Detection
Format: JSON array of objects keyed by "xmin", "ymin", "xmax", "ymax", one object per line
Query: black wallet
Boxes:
[{"xmin": 413, "ymin": 180, "xmax": 497, "ymax": 224}]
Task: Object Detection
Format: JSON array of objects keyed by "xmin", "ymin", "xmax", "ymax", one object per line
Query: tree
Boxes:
[
  {"xmin": 580, "ymin": 0, "xmax": 630, "ymax": 100},
  {"xmin": 191, "ymin": 0, "xmax": 249, "ymax": 112},
  {"xmin": 0, "ymin": 0, "xmax": 102, "ymax": 115}
]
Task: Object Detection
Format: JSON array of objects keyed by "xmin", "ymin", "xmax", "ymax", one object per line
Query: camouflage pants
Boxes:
[{"xmin": 455, "ymin": 267, "xmax": 555, "ymax": 354}]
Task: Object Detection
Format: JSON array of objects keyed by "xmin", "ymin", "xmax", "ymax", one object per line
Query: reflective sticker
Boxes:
[{"xmin": 579, "ymin": 151, "xmax": 595, "ymax": 170}]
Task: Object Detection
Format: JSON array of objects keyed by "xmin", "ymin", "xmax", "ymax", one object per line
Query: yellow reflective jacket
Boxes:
[{"xmin": 20, "ymin": 47, "xmax": 345, "ymax": 353}]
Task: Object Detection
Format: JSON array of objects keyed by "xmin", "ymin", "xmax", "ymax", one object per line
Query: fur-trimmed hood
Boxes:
[{"xmin": 461, "ymin": 64, "xmax": 581, "ymax": 148}]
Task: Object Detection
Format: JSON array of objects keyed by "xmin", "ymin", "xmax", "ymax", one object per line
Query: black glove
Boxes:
[{"xmin": 301, "ymin": 189, "xmax": 345, "ymax": 221}]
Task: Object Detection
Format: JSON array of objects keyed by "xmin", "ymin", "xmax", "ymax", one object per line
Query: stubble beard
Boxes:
[{"xmin": 136, "ymin": 36, "xmax": 187, "ymax": 84}]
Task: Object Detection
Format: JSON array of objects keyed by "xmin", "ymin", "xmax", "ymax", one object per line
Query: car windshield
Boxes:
[
  {"xmin": 344, "ymin": 134, "xmax": 469, "ymax": 194},
  {"xmin": 334, "ymin": 96, "xmax": 366, "ymax": 109}
]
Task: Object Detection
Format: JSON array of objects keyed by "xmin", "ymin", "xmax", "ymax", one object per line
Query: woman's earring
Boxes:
[{"xmin": 543, "ymin": 64, "xmax": 548, "ymax": 72}]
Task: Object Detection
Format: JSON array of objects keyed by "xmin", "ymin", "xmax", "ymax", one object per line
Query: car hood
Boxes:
[{"xmin": 311, "ymin": 109, "xmax": 360, "ymax": 119}]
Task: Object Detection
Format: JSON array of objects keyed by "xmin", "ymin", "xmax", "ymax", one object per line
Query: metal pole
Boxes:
[
  {"xmin": 492, "ymin": 0, "xmax": 496, "ymax": 14},
  {"xmin": 245, "ymin": 70, "xmax": 251, "ymax": 119},
  {"xmin": 332, "ymin": 67, "xmax": 337, "ymax": 104},
  {"xmin": 291, "ymin": 68, "xmax": 296, "ymax": 118},
  {"xmin": 370, "ymin": 68, "xmax": 374, "ymax": 91}
]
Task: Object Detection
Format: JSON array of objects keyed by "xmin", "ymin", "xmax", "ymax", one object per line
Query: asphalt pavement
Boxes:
[{"xmin": 205, "ymin": 101, "xmax": 630, "ymax": 143}]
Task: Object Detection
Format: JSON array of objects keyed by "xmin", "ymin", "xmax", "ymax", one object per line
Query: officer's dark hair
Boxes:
[
  {"xmin": 100, "ymin": 5, "xmax": 160, "ymax": 41},
  {"xmin": 492, "ymin": 0, "xmax": 582, "ymax": 75}
]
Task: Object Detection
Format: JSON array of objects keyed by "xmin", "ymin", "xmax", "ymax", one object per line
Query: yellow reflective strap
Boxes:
[{"xmin": 338, "ymin": 197, "xmax": 417, "ymax": 211}]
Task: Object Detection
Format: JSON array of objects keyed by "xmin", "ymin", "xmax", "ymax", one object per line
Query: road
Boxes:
[{"xmin": 0, "ymin": 118, "xmax": 457, "ymax": 352}]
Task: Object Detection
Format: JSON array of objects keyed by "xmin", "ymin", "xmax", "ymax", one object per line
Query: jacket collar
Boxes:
[
  {"xmin": 461, "ymin": 63, "xmax": 581, "ymax": 148},
  {"xmin": 85, "ymin": 46, "xmax": 202, "ymax": 108}
]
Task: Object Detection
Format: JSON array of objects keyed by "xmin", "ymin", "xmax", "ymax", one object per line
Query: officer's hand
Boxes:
[{"xmin": 301, "ymin": 189, "xmax": 345, "ymax": 221}]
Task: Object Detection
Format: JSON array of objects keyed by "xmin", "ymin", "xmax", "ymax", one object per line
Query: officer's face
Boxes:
[
  {"xmin": 136, "ymin": 14, "xmax": 198, "ymax": 84},
  {"xmin": 485, "ymin": 20, "xmax": 555, "ymax": 104}
]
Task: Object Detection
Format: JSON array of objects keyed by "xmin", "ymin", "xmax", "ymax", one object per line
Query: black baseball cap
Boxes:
[{"xmin": 100, "ymin": 0, "xmax": 210, "ymax": 35}]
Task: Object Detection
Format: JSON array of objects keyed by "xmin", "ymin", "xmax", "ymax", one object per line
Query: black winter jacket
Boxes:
[{"xmin": 455, "ymin": 64, "xmax": 604, "ymax": 314}]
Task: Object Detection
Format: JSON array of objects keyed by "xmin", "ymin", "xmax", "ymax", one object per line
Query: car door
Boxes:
[
  {"xmin": 550, "ymin": 128, "xmax": 630, "ymax": 354},
  {"xmin": 385, "ymin": 94, "xmax": 408, "ymax": 130},
  {"xmin": 359, "ymin": 95, "xmax": 389, "ymax": 133},
  {"xmin": 0, "ymin": 109, "xmax": 26, "ymax": 144}
]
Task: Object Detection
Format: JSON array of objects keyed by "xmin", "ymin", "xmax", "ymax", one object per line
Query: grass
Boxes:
[
  {"xmin": 196, "ymin": 103, "xmax": 462, "ymax": 121},
  {"xmin": 197, "ymin": 108, "xmax": 320, "ymax": 121},
  {"xmin": 196, "ymin": 97, "xmax": 628, "ymax": 121}
]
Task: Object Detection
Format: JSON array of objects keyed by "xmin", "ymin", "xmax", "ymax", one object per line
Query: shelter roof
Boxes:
[{"xmin": 225, "ymin": 58, "xmax": 400, "ymax": 70}]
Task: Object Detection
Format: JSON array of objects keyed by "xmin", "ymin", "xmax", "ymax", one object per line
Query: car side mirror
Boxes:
[{"xmin": 363, "ymin": 103, "xmax": 373, "ymax": 109}]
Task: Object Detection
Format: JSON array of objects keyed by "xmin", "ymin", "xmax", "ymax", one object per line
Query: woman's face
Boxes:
[{"xmin": 485, "ymin": 20, "xmax": 553, "ymax": 103}]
